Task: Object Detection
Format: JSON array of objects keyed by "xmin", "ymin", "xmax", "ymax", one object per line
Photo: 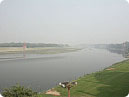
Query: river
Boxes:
[{"xmin": 0, "ymin": 48, "xmax": 126, "ymax": 92}]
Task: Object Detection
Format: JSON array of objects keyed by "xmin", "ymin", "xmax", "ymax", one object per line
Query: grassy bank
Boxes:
[
  {"xmin": 0, "ymin": 47, "xmax": 81, "ymax": 55},
  {"xmin": 40, "ymin": 59, "xmax": 129, "ymax": 97}
]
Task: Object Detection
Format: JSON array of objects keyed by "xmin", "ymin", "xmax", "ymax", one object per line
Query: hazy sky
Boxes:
[{"xmin": 0, "ymin": 0, "xmax": 129, "ymax": 44}]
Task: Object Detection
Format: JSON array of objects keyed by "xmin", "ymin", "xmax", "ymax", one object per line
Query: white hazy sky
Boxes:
[
  {"xmin": 0, "ymin": 0, "xmax": 129, "ymax": 44},
  {"xmin": 127, "ymin": 0, "xmax": 129, "ymax": 3},
  {"xmin": 0, "ymin": 0, "xmax": 4, "ymax": 4}
]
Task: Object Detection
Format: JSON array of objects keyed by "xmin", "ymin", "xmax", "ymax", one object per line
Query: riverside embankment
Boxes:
[{"xmin": 41, "ymin": 59, "xmax": 129, "ymax": 97}]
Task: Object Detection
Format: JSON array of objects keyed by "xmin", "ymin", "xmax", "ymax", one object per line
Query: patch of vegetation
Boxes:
[
  {"xmin": 0, "ymin": 43, "xmax": 69, "ymax": 48},
  {"xmin": 1, "ymin": 84, "xmax": 37, "ymax": 97}
]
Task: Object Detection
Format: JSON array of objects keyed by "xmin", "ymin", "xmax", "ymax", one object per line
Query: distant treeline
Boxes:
[
  {"xmin": 0, "ymin": 43, "xmax": 69, "ymax": 48},
  {"xmin": 93, "ymin": 42, "xmax": 129, "ymax": 50},
  {"xmin": 92, "ymin": 41, "xmax": 129, "ymax": 57}
]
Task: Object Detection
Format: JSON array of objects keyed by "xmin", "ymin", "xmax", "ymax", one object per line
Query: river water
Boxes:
[{"xmin": 0, "ymin": 48, "xmax": 126, "ymax": 92}]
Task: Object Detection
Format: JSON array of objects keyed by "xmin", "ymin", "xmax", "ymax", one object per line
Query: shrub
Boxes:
[{"xmin": 1, "ymin": 84, "xmax": 37, "ymax": 97}]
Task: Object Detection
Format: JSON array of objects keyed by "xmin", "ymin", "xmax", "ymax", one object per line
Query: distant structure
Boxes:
[{"xmin": 23, "ymin": 42, "xmax": 26, "ymax": 58}]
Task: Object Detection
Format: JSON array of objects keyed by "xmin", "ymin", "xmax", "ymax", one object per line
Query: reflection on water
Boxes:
[
  {"xmin": 0, "ymin": 54, "xmax": 65, "ymax": 61},
  {"xmin": 105, "ymin": 48, "xmax": 129, "ymax": 58},
  {"xmin": 0, "ymin": 48, "xmax": 126, "ymax": 92}
]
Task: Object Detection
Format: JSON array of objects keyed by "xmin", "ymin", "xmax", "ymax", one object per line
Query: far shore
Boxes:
[{"xmin": 0, "ymin": 47, "xmax": 82, "ymax": 55}]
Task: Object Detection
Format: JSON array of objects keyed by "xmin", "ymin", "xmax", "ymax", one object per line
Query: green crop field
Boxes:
[{"xmin": 39, "ymin": 59, "xmax": 129, "ymax": 97}]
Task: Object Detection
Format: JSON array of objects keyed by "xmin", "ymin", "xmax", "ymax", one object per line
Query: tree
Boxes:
[{"xmin": 1, "ymin": 84, "xmax": 37, "ymax": 97}]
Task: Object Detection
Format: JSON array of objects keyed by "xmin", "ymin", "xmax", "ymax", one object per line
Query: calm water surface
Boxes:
[{"xmin": 0, "ymin": 48, "xmax": 126, "ymax": 92}]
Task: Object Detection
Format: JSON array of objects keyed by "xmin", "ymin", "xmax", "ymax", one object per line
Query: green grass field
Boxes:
[{"xmin": 39, "ymin": 59, "xmax": 129, "ymax": 97}]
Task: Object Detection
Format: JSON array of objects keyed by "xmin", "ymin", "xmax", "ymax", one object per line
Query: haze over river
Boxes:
[{"xmin": 0, "ymin": 48, "xmax": 126, "ymax": 92}]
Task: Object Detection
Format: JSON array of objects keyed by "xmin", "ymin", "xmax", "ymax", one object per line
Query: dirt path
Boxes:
[{"xmin": 45, "ymin": 89, "xmax": 60, "ymax": 96}]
